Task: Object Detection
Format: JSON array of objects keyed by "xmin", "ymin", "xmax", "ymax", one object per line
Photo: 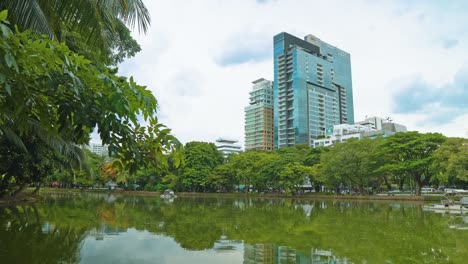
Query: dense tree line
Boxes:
[{"xmin": 113, "ymin": 133, "xmax": 466, "ymax": 196}]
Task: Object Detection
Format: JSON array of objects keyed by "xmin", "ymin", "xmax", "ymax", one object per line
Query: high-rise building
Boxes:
[
  {"xmin": 273, "ymin": 32, "xmax": 354, "ymax": 148},
  {"xmin": 244, "ymin": 78, "xmax": 274, "ymax": 151}
]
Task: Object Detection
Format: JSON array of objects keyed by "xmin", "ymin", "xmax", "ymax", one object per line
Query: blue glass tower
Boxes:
[{"xmin": 273, "ymin": 32, "xmax": 354, "ymax": 148}]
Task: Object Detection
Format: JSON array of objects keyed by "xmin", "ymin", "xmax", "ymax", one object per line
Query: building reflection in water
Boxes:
[
  {"xmin": 243, "ymin": 243, "xmax": 352, "ymax": 264},
  {"xmin": 88, "ymin": 223, "xmax": 127, "ymax": 241},
  {"xmin": 213, "ymin": 236, "xmax": 243, "ymax": 252}
]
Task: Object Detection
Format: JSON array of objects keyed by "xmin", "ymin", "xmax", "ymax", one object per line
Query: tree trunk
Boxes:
[
  {"xmin": 414, "ymin": 175, "xmax": 422, "ymax": 196},
  {"xmin": 399, "ymin": 178, "xmax": 404, "ymax": 191},
  {"xmin": 383, "ymin": 176, "xmax": 391, "ymax": 191},
  {"xmin": 314, "ymin": 184, "xmax": 321, "ymax": 193},
  {"xmin": 0, "ymin": 174, "xmax": 13, "ymax": 196},
  {"xmin": 12, "ymin": 183, "xmax": 29, "ymax": 197},
  {"xmin": 359, "ymin": 185, "xmax": 364, "ymax": 194},
  {"xmin": 32, "ymin": 183, "xmax": 41, "ymax": 195},
  {"xmin": 335, "ymin": 186, "xmax": 341, "ymax": 195}
]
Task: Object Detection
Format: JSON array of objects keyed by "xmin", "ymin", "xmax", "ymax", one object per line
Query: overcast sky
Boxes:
[{"xmin": 118, "ymin": 0, "xmax": 468, "ymax": 147}]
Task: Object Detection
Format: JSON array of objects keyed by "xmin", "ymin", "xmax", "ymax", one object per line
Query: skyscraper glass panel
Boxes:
[{"xmin": 273, "ymin": 32, "xmax": 354, "ymax": 148}]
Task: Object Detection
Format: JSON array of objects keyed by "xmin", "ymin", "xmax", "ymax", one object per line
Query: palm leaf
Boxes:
[
  {"xmin": 0, "ymin": 125, "xmax": 27, "ymax": 152},
  {"xmin": 0, "ymin": 0, "xmax": 53, "ymax": 38}
]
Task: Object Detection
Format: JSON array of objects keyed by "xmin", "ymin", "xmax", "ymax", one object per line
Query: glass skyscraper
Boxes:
[
  {"xmin": 244, "ymin": 78, "xmax": 274, "ymax": 151},
  {"xmin": 273, "ymin": 32, "xmax": 354, "ymax": 148}
]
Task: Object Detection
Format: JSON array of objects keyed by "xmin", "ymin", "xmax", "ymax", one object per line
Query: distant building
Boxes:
[
  {"xmin": 356, "ymin": 116, "xmax": 407, "ymax": 133},
  {"xmin": 273, "ymin": 32, "xmax": 354, "ymax": 148},
  {"xmin": 86, "ymin": 143, "xmax": 109, "ymax": 157},
  {"xmin": 313, "ymin": 123, "xmax": 374, "ymax": 147},
  {"xmin": 312, "ymin": 117, "xmax": 407, "ymax": 147},
  {"xmin": 244, "ymin": 78, "xmax": 274, "ymax": 151},
  {"xmin": 215, "ymin": 138, "xmax": 242, "ymax": 156},
  {"xmin": 355, "ymin": 116, "xmax": 386, "ymax": 130}
]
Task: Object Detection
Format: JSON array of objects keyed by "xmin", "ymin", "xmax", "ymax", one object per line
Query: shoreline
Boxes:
[
  {"xmin": 34, "ymin": 188, "xmax": 439, "ymax": 202},
  {"xmin": 0, "ymin": 193, "xmax": 43, "ymax": 207}
]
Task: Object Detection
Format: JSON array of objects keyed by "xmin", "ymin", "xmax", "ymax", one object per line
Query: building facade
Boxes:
[
  {"xmin": 244, "ymin": 78, "xmax": 274, "ymax": 151},
  {"xmin": 312, "ymin": 117, "xmax": 408, "ymax": 147},
  {"xmin": 273, "ymin": 32, "xmax": 354, "ymax": 148},
  {"xmin": 355, "ymin": 116, "xmax": 386, "ymax": 130},
  {"xmin": 86, "ymin": 143, "xmax": 109, "ymax": 157},
  {"xmin": 215, "ymin": 138, "xmax": 242, "ymax": 157}
]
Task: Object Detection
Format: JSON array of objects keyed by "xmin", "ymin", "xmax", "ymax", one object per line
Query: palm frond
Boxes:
[
  {"xmin": 0, "ymin": 125, "xmax": 28, "ymax": 152},
  {"xmin": 0, "ymin": 0, "xmax": 53, "ymax": 38},
  {"xmin": 118, "ymin": 0, "xmax": 151, "ymax": 34}
]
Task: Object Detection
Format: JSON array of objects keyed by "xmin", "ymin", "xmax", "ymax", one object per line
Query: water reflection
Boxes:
[
  {"xmin": 244, "ymin": 243, "xmax": 352, "ymax": 264},
  {"xmin": 0, "ymin": 194, "xmax": 466, "ymax": 264}
]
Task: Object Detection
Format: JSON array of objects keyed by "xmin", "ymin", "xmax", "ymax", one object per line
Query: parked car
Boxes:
[{"xmin": 421, "ymin": 188, "xmax": 436, "ymax": 193}]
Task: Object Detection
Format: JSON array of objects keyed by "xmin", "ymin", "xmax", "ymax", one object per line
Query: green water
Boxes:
[{"xmin": 0, "ymin": 193, "xmax": 466, "ymax": 264}]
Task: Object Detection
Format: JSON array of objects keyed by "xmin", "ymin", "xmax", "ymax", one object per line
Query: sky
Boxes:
[{"xmin": 118, "ymin": 0, "xmax": 468, "ymax": 147}]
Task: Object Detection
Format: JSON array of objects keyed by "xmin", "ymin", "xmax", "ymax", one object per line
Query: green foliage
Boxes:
[
  {"xmin": 377, "ymin": 132, "xmax": 446, "ymax": 195},
  {"xmin": 279, "ymin": 162, "xmax": 314, "ymax": 194},
  {"xmin": 0, "ymin": 136, "xmax": 57, "ymax": 193},
  {"xmin": 0, "ymin": 12, "xmax": 181, "ymax": 195},
  {"xmin": 319, "ymin": 138, "xmax": 380, "ymax": 193},
  {"xmin": 179, "ymin": 142, "xmax": 224, "ymax": 192},
  {"xmin": 0, "ymin": 0, "xmax": 150, "ymax": 65},
  {"xmin": 432, "ymin": 137, "xmax": 468, "ymax": 185}
]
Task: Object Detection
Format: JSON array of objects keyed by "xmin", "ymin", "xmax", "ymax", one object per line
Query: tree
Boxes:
[
  {"xmin": 227, "ymin": 151, "xmax": 265, "ymax": 192},
  {"xmin": 0, "ymin": 13, "xmax": 180, "ymax": 195},
  {"xmin": 319, "ymin": 138, "xmax": 379, "ymax": 194},
  {"xmin": 279, "ymin": 162, "xmax": 314, "ymax": 194},
  {"xmin": 432, "ymin": 137, "xmax": 468, "ymax": 187},
  {"xmin": 0, "ymin": 0, "xmax": 150, "ymax": 65},
  {"xmin": 0, "ymin": 136, "xmax": 58, "ymax": 195},
  {"xmin": 377, "ymin": 132, "xmax": 446, "ymax": 196},
  {"xmin": 179, "ymin": 142, "xmax": 223, "ymax": 192},
  {"xmin": 207, "ymin": 163, "xmax": 237, "ymax": 192}
]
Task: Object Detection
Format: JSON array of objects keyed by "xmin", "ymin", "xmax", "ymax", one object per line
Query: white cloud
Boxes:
[{"xmin": 117, "ymin": 0, "xmax": 468, "ymax": 146}]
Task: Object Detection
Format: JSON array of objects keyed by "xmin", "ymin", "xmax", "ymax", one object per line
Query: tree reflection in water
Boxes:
[{"xmin": 0, "ymin": 194, "xmax": 466, "ymax": 264}]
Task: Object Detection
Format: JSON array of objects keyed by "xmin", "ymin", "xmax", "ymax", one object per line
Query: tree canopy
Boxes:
[
  {"xmin": 0, "ymin": 9, "xmax": 181, "ymax": 196},
  {"xmin": 376, "ymin": 132, "xmax": 446, "ymax": 195},
  {"xmin": 0, "ymin": 0, "xmax": 149, "ymax": 65}
]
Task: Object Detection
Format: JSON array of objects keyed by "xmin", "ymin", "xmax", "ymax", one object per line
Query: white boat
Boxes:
[
  {"xmin": 160, "ymin": 189, "xmax": 177, "ymax": 199},
  {"xmin": 423, "ymin": 195, "xmax": 468, "ymax": 214},
  {"xmin": 423, "ymin": 204, "xmax": 468, "ymax": 214},
  {"xmin": 444, "ymin": 188, "xmax": 468, "ymax": 194}
]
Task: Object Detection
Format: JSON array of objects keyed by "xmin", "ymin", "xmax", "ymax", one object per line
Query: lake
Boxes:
[{"xmin": 0, "ymin": 193, "xmax": 466, "ymax": 263}]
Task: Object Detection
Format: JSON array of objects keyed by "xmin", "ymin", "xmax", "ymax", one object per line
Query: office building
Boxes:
[
  {"xmin": 244, "ymin": 78, "xmax": 274, "ymax": 151},
  {"xmin": 273, "ymin": 32, "xmax": 354, "ymax": 148},
  {"xmin": 215, "ymin": 138, "xmax": 242, "ymax": 156}
]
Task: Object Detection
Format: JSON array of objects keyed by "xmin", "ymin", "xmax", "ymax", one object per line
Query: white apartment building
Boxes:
[
  {"xmin": 86, "ymin": 143, "xmax": 109, "ymax": 157},
  {"xmin": 312, "ymin": 117, "xmax": 407, "ymax": 148}
]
